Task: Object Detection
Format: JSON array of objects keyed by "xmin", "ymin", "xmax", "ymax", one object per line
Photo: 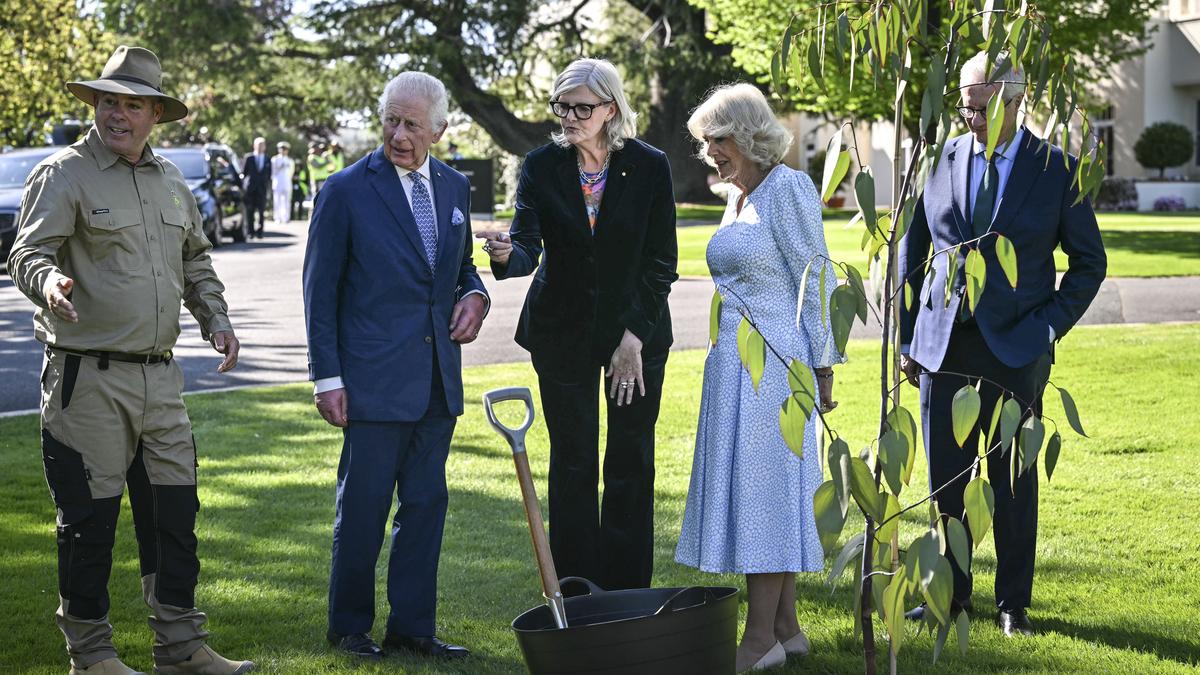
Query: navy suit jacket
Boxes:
[
  {"xmin": 302, "ymin": 148, "xmax": 487, "ymax": 422},
  {"xmin": 241, "ymin": 153, "xmax": 272, "ymax": 197},
  {"xmin": 898, "ymin": 129, "xmax": 1106, "ymax": 371}
]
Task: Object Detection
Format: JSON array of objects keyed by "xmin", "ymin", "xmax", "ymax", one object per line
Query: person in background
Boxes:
[
  {"xmin": 478, "ymin": 58, "xmax": 678, "ymax": 592},
  {"xmin": 270, "ymin": 141, "xmax": 294, "ymax": 227},
  {"xmin": 240, "ymin": 137, "xmax": 271, "ymax": 239}
]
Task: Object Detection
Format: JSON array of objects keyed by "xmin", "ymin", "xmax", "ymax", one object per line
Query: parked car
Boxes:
[
  {"xmin": 156, "ymin": 144, "xmax": 251, "ymax": 244},
  {"xmin": 0, "ymin": 146, "xmax": 61, "ymax": 272}
]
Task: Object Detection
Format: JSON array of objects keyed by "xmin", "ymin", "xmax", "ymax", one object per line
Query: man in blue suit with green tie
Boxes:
[
  {"xmin": 898, "ymin": 52, "xmax": 1106, "ymax": 637},
  {"xmin": 302, "ymin": 71, "xmax": 488, "ymax": 660}
]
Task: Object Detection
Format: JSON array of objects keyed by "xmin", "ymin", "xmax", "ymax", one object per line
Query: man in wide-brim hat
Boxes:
[{"xmin": 7, "ymin": 45, "xmax": 254, "ymax": 675}]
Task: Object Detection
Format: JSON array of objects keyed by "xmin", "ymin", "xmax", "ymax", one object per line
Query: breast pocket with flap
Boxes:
[{"xmin": 85, "ymin": 208, "xmax": 146, "ymax": 271}]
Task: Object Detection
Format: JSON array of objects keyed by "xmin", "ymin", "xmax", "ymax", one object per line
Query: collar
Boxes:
[
  {"xmin": 972, "ymin": 126, "xmax": 1025, "ymax": 162},
  {"xmin": 394, "ymin": 153, "xmax": 432, "ymax": 183},
  {"xmin": 84, "ymin": 126, "xmax": 163, "ymax": 172}
]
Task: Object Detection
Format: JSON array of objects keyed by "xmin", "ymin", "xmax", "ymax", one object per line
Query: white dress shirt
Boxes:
[{"xmin": 314, "ymin": 153, "xmax": 487, "ymax": 394}]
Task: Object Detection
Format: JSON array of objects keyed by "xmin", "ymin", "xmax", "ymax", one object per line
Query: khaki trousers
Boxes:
[{"xmin": 40, "ymin": 348, "xmax": 208, "ymax": 668}]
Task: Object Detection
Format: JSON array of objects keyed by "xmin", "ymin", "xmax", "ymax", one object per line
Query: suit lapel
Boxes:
[
  {"xmin": 430, "ymin": 156, "xmax": 455, "ymax": 273},
  {"xmin": 949, "ymin": 135, "xmax": 972, "ymax": 243},
  {"xmin": 592, "ymin": 147, "xmax": 633, "ymax": 240},
  {"xmin": 991, "ymin": 129, "xmax": 1039, "ymax": 234},
  {"xmin": 366, "ymin": 147, "xmax": 425, "ymax": 257},
  {"xmin": 556, "ymin": 148, "xmax": 592, "ymax": 239}
]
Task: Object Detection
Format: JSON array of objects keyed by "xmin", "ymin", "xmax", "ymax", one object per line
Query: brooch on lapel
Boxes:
[{"xmin": 451, "ymin": 207, "xmax": 465, "ymax": 226}]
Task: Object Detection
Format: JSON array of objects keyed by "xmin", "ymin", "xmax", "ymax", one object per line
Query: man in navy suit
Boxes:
[
  {"xmin": 898, "ymin": 52, "xmax": 1106, "ymax": 636},
  {"xmin": 241, "ymin": 136, "xmax": 271, "ymax": 238},
  {"xmin": 302, "ymin": 71, "xmax": 488, "ymax": 660}
]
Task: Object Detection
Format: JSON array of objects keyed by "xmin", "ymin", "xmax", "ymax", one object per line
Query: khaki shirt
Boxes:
[{"xmin": 7, "ymin": 127, "xmax": 232, "ymax": 353}]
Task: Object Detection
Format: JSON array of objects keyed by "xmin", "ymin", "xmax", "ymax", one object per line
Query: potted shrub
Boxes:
[{"xmin": 1134, "ymin": 122, "xmax": 1195, "ymax": 179}]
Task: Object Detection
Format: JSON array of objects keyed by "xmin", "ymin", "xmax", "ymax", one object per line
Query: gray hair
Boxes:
[
  {"xmin": 549, "ymin": 59, "xmax": 638, "ymax": 151},
  {"xmin": 687, "ymin": 83, "xmax": 793, "ymax": 170},
  {"xmin": 960, "ymin": 52, "xmax": 1025, "ymax": 101},
  {"xmin": 377, "ymin": 71, "xmax": 449, "ymax": 129}
]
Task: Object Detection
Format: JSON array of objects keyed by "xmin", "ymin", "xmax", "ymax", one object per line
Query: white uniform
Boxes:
[{"xmin": 271, "ymin": 154, "xmax": 295, "ymax": 225}]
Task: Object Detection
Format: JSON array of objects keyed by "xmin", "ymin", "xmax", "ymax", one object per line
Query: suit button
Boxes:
[{"xmin": 425, "ymin": 336, "xmax": 432, "ymax": 344}]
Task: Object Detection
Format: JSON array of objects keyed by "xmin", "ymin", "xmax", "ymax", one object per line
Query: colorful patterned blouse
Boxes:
[{"xmin": 580, "ymin": 169, "xmax": 608, "ymax": 230}]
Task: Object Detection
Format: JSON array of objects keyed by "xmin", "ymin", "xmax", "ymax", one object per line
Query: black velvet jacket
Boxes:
[{"xmin": 494, "ymin": 138, "xmax": 679, "ymax": 363}]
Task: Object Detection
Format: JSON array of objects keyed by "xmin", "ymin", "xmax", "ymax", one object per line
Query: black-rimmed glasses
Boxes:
[
  {"xmin": 956, "ymin": 96, "xmax": 1019, "ymax": 119},
  {"xmin": 549, "ymin": 100, "xmax": 613, "ymax": 120}
]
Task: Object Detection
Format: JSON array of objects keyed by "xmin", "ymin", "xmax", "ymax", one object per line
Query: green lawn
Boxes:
[{"xmin": 2, "ymin": 323, "xmax": 1198, "ymax": 673}]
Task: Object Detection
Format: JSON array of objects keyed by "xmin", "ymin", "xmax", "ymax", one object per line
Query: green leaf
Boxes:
[
  {"xmin": 827, "ymin": 437, "xmax": 852, "ymax": 518},
  {"xmin": 821, "ymin": 135, "xmax": 850, "ymax": 203},
  {"xmin": 1045, "ymin": 431, "xmax": 1062, "ymax": 482},
  {"xmin": 787, "ymin": 358, "xmax": 815, "ymax": 400},
  {"xmin": 856, "ymin": 170, "xmax": 878, "ymax": 234},
  {"xmin": 796, "ymin": 259, "xmax": 813, "ymax": 320},
  {"xmin": 770, "ymin": 50, "xmax": 782, "ymax": 94},
  {"xmin": 779, "ymin": 396, "xmax": 808, "ymax": 458},
  {"xmin": 879, "ymin": 430, "xmax": 907, "ymax": 496},
  {"xmin": 1056, "ymin": 384, "xmax": 1089, "ymax": 437},
  {"xmin": 849, "ymin": 457, "xmax": 884, "ymax": 521},
  {"xmin": 807, "ymin": 33, "xmax": 825, "ymax": 90},
  {"xmin": 830, "ymin": 284, "xmax": 857, "ymax": 355},
  {"xmin": 964, "ymin": 248, "xmax": 986, "ymax": 312},
  {"xmin": 845, "ymin": 264, "xmax": 866, "ymax": 308},
  {"xmin": 956, "ymin": 611, "xmax": 970, "ymax": 656},
  {"xmin": 746, "ymin": 329, "xmax": 765, "ymax": 392},
  {"xmin": 737, "ymin": 317, "xmax": 752, "ymax": 363},
  {"xmin": 985, "ymin": 91, "xmax": 1005, "ymax": 161},
  {"xmin": 944, "ymin": 245, "xmax": 960, "ymax": 308},
  {"xmin": 1019, "ymin": 414, "xmax": 1045, "ymax": 474},
  {"xmin": 923, "ymin": 555, "xmax": 954, "ymax": 625},
  {"xmin": 828, "ymin": 533, "xmax": 865, "ymax": 588},
  {"xmin": 813, "ymin": 480, "xmax": 848, "ymax": 554},
  {"xmin": 985, "ymin": 395, "xmax": 1004, "ymax": 453},
  {"xmin": 951, "ymin": 385, "xmax": 981, "ymax": 448},
  {"xmin": 904, "ymin": 280, "xmax": 913, "ymax": 311},
  {"xmin": 963, "ymin": 476, "xmax": 995, "ymax": 545},
  {"xmin": 902, "ymin": 544, "xmax": 921, "ymax": 587},
  {"xmin": 932, "ymin": 619, "xmax": 951, "ymax": 664},
  {"xmin": 944, "ymin": 517, "xmax": 971, "ymax": 576},
  {"xmin": 994, "ymin": 234, "xmax": 1018, "ymax": 288},
  {"xmin": 887, "ymin": 406, "xmax": 918, "ymax": 485},
  {"xmin": 999, "ymin": 397, "xmax": 1022, "ymax": 455},
  {"xmin": 709, "ymin": 290, "xmax": 722, "ymax": 347},
  {"xmin": 877, "ymin": 492, "xmax": 902, "ymax": 544},
  {"xmin": 918, "ymin": 530, "xmax": 940, "ymax": 590},
  {"xmin": 883, "ymin": 576, "xmax": 908, "ymax": 653}
]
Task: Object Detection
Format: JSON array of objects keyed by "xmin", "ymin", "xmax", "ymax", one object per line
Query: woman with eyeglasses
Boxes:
[{"xmin": 477, "ymin": 58, "xmax": 678, "ymax": 590}]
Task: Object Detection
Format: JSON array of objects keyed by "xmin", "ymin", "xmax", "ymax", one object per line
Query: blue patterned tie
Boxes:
[{"xmin": 409, "ymin": 171, "xmax": 438, "ymax": 270}]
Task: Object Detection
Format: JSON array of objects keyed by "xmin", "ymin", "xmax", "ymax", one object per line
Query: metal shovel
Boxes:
[{"xmin": 482, "ymin": 387, "xmax": 568, "ymax": 629}]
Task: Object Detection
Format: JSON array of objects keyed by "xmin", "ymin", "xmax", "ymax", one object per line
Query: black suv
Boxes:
[
  {"xmin": 0, "ymin": 146, "xmax": 61, "ymax": 271},
  {"xmin": 157, "ymin": 144, "xmax": 251, "ymax": 244}
]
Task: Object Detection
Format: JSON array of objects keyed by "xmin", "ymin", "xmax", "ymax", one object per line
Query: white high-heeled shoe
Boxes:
[
  {"xmin": 740, "ymin": 641, "xmax": 786, "ymax": 672},
  {"xmin": 780, "ymin": 629, "xmax": 811, "ymax": 656}
]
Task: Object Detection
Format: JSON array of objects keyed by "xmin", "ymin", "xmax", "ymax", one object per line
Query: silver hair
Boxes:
[
  {"xmin": 549, "ymin": 59, "xmax": 638, "ymax": 151},
  {"xmin": 960, "ymin": 52, "xmax": 1025, "ymax": 101},
  {"xmin": 377, "ymin": 71, "xmax": 449, "ymax": 128},
  {"xmin": 687, "ymin": 83, "xmax": 793, "ymax": 170}
]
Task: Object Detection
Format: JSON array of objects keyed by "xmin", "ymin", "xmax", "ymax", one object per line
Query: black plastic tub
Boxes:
[{"xmin": 511, "ymin": 577, "xmax": 738, "ymax": 675}]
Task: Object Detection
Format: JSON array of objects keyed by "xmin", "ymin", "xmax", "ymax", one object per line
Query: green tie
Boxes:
[{"xmin": 971, "ymin": 156, "xmax": 1000, "ymax": 240}]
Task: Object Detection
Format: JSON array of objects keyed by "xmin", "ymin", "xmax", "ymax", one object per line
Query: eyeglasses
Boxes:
[
  {"xmin": 956, "ymin": 97, "xmax": 1018, "ymax": 120},
  {"xmin": 549, "ymin": 100, "xmax": 613, "ymax": 120}
]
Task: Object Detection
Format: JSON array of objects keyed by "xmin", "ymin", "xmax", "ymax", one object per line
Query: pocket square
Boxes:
[{"xmin": 451, "ymin": 207, "xmax": 465, "ymax": 226}]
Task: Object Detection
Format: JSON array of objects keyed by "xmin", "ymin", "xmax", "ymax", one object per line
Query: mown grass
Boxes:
[{"xmin": 1, "ymin": 323, "xmax": 1198, "ymax": 673}]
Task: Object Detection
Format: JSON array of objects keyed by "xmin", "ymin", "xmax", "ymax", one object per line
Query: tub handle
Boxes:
[
  {"xmin": 559, "ymin": 576, "xmax": 606, "ymax": 598},
  {"xmin": 656, "ymin": 586, "xmax": 717, "ymax": 615}
]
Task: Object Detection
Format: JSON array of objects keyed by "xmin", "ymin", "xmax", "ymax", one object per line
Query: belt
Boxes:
[{"xmin": 51, "ymin": 346, "xmax": 173, "ymax": 366}]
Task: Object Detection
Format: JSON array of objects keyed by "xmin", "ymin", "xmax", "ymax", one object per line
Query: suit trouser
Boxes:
[
  {"xmin": 327, "ymin": 368, "xmax": 455, "ymax": 637},
  {"xmin": 244, "ymin": 190, "xmax": 266, "ymax": 234},
  {"xmin": 531, "ymin": 349, "xmax": 667, "ymax": 591},
  {"xmin": 40, "ymin": 349, "xmax": 208, "ymax": 668},
  {"xmin": 919, "ymin": 322, "xmax": 1052, "ymax": 610}
]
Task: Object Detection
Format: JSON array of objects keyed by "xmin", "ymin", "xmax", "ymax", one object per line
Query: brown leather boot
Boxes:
[{"xmin": 152, "ymin": 645, "xmax": 254, "ymax": 674}]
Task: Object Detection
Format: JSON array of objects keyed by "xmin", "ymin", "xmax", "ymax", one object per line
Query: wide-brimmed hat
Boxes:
[{"xmin": 67, "ymin": 46, "xmax": 188, "ymax": 123}]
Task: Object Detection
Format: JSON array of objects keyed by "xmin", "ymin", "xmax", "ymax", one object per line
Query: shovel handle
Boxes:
[
  {"xmin": 483, "ymin": 387, "xmax": 567, "ymax": 628},
  {"xmin": 482, "ymin": 387, "xmax": 535, "ymax": 455}
]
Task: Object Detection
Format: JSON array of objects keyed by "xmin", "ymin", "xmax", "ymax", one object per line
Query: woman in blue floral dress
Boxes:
[{"xmin": 675, "ymin": 84, "xmax": 845, "ymax": 672}]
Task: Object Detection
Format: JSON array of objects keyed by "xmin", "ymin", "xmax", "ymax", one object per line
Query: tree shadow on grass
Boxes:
[
  {"xmin": 1036, "ymin": 616, "xmax": 1200, "ymax": 668},
  {"xmin": 1101, "ymin": 229, "xmax": 1200, "ymax": 261}
]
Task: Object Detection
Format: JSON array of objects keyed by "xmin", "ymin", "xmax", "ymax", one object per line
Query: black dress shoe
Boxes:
[
  {"xmin": 383, "ymin": 634, "xmax": 469, "ymax": 659},
  {"xmin": 904, "ymin": 599, "xmax": 973, "ymax": 622},
  {"xmin": 326, "ymin": 631, "xmax": 384, "ymax": 659},
  {"xmin": 997, "ymin": 609, "xmax": 1034, "ymax": 637}
]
